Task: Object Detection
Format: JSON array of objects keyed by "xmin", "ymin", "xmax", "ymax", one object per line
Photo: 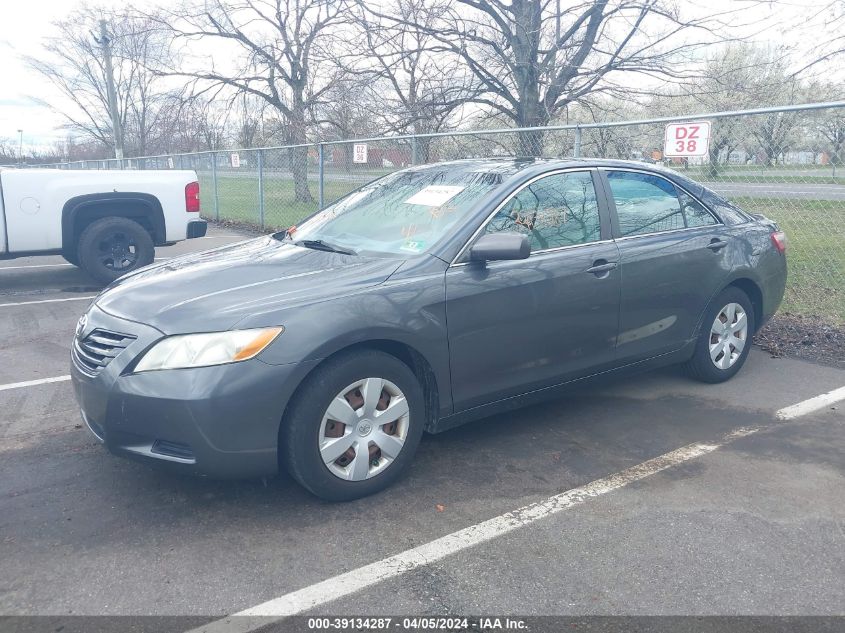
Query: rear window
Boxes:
[
  {"xmin": 697, "ymin": 189, "xmax": 752, "ymax": 225},
  {"xmin": 663, "ymin": 171, "xmax": 750, "ymax": 225}
]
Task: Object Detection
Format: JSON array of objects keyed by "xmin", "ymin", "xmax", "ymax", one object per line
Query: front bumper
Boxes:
[{"xmin": 71, "ymin": 305, "xmax": 315, "ymax": 478}]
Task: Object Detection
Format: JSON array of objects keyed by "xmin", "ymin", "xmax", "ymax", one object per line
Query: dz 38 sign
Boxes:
[{"xmin": 663, "ymin": 121, "xmax": 711, "ymax": 158}]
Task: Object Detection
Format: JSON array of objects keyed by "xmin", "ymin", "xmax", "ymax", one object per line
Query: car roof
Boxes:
[
  {"xmin": 411, "ymin": 157, "xmax": 692, "ymax": 180},
  {"xmin": 442, "ymin": 155, "xmax": 677, "ymax": 167}
]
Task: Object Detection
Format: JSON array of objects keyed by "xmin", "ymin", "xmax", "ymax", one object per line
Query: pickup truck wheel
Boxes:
[
  {"xmin": 78, "ymin": 217, "xmax": 154, "ymax": 284},
  {"xmin": 62, "ymin": 252, "xmax": 79, "ymax": 267}
]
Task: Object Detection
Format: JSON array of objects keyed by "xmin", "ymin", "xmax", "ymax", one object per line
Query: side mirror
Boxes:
[{"xmin": 469, "ymin": 232, "xmax": 531, "ymax": 262}]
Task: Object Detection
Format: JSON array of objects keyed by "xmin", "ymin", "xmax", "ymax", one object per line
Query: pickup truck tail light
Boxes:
[
  {"xmin": 185, "ymin": 181, "xmax": 200, "ymax": 213},
  {"xmin": 770, "ymin": 231, "xmax": 787, "ymax": 254}
]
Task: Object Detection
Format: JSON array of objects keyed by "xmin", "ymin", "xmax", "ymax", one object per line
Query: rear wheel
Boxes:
[
  {"xmin": 282, "ymin": 350, "xmax": 425, "ymax": 501},
  {"xmin": 686, "ymin": 286, "xmax": 754, "ymax": 383},
  {"xmin": 77, "ymin": 217, "xmax": 154, "ymax": 284}
]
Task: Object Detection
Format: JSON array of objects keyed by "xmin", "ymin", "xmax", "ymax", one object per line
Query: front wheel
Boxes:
[
  {"xmin": 77, "ymin": 217, "xmax": 155, "ymax": 285},
  {"xmin": 686, "ymin": 286, "xmax": 755, "ymax": 383},
  {"xmin": 282, "ymin": 350, "xmax": 425, "ymax": 501}
]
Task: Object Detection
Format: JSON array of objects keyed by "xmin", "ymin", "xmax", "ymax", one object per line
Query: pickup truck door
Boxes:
[{"xmin": 0, "ymin": 170, "xmax": 65, "ymax": 252}]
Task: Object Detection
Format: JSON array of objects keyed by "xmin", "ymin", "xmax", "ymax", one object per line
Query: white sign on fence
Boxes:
[
  {"xmin": 230, "ymin": 152, "xmax": 241, "ymax": 168},
  {"xmin": 663, "ymin": 121, "xmax": 711, "ymax": 157},
  {"xmin": 353, "ymin": 143, "xmax": 368, "ymax": 164},
  {"xmin": 167, "ymin": 157, "xmax": 174, "ymax": 169}
]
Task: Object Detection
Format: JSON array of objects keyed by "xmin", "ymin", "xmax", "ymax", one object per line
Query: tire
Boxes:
[
  {"xmin": 77, "ymin": 217, "xmax": 155, "ymax": 285},
  {"xmin": 685, "ymin": 286, "xmax": 755, "ymax": 384},
  {"xmin": 62, "ymin": 251, "xmax": 79, "ymax": 267},
  {"xmin": 282, "ymin": 349, "xmax": 426, "ymax": 501}
]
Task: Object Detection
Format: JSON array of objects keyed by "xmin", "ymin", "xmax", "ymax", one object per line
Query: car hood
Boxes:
[{"xmin": 94, "ymin": 236, "xmax": 404, "ymax": 334}]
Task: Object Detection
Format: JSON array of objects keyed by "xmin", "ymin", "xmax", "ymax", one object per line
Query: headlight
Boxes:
[{"xmin": 134, "ymin": 327, "xmax": 283, "ymax": 372}]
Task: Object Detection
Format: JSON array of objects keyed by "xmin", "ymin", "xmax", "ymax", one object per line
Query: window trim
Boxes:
[
  {"xmin": 450, "ymin": 167, "xmax": 607, "ymax": 266},
  {"xmin": 598, "ymin": 167, "xmax": 723, "ymax": 240}
]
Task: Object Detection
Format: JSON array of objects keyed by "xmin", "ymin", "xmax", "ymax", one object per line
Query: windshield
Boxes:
[{"xmin": 284, "ymin": 162, "xmax": 523, "ymax": 256}]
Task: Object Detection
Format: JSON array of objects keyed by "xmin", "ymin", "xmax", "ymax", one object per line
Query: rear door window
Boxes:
[{"xmin": 606, "ymin": 171, "xmax": 718, "ymax": 235}]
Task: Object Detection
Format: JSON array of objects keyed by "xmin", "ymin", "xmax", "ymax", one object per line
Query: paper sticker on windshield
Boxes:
[{"xmin": 403, "ymin": 185, "xmax": 464, "ymax": 207}]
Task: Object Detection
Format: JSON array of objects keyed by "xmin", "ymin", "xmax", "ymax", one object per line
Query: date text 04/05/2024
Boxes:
[{"xmin": 306, "ymin": 617, "xmax": 528, "ymax": 630}]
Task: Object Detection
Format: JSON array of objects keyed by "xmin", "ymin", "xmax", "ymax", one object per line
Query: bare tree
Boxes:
[
  {"xmin": 651, "ymin": 44, "xmax": 803, "ymax": 175},
  {"xmin": 0, "ymin": 139, "xmax": 18, "ymax": 165},
  {"xmin": 352, "ymin": 0, "xmax": 479, "ymax": 162},
  {"xmin": 147, "ymin": 0, "xmax": 353, "ymax": 203},
  {"xmin": 790, "ymin": 0, "xmax": 845, "ymax": 74},
  {"xmin": 230, "ymin": 93, "xmax": 272, "ymax": 148},
  {"xmin": 26, "ymin": 4, "xmax": 176, "ymax": 157},
  {"xmin": 364, "ymin": 0, "xmax": 750, "ymax": 156},
  {"xmin": 819, "ymin": 114, "xmax": 845, "ymax": 166},
  {"xmin": 310, "ymin": 78, "xmax": 379, "ymax": 170},
  {"xmin": 807, "ymin": 83, "xmax": 845, "ymax": 166}
]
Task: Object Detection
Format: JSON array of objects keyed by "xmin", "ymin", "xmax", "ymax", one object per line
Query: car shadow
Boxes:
[{"xmin": 0, "ymin": 383, "xmax": 769, "ymax": 552}]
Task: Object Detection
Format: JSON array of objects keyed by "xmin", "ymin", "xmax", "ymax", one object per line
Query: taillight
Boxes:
[
  {"xmin": 185, "ymin": 181, "xmax": 200, "ymax": 213},
  {"xmin": 771, "ymin": 231, "xmax": 787, "ymax": 254}
]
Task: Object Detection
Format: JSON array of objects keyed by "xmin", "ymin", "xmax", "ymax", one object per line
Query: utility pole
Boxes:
[
  {"xmin": 556, "ymin": 0, "xmax": 560, "ymax": 44},
  {"xmin": 16, "ymin": 129, "xmax": 23, "ymax": 167},
  {"xmin": 97, "ymin": 19, "xmax": 124, "ymax": 160}
]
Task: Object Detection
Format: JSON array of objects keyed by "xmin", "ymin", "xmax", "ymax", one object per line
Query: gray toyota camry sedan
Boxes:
[{"xmin": 71, "ymin": 158, "xmax": 787, "ymax": 500}]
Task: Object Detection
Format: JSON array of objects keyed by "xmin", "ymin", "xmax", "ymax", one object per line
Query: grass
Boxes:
[
  {"xmin": 199, "ymin": 174, "xmax": 360, "ymax": 228},
  {"xmin": 695, "ymin": 175, "xmax": 845, "ymax": 185},
  {"xmin": 198, "ymin": 174, "xmax": 844, "ymax": 324},
  {"xmin": 731, "ymin": 197, "xmax": 845, "ymax": 323}
]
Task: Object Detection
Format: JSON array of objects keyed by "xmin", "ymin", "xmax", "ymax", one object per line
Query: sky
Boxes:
[
  {"xmin": 0, "ymin": 0, "xmax": 841, "ymax": 154},
  {"xmin": 0, "ymin": 0, "xmax": 170, "ymax": 151}
]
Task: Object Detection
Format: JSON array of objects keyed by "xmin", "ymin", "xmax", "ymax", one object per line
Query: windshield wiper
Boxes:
[{"xmin": 294, "ymin": 239, "xmax": 357, "ymax": 255}]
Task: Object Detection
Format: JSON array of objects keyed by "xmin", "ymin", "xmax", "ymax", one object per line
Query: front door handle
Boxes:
[
  {"xmin": 707, "ymin": 239, "xmax": 728, "ymax": 251},
  {"xmin": 585, "ymin": 261, "xmax": 618, "ymax": 275}
]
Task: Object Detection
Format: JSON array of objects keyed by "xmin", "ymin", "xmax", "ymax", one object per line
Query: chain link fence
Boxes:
[{"xmin": 39, "ymin": 102, "xmax": 845, "ymax": 323}]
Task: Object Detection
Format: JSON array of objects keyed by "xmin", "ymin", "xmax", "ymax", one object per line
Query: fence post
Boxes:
[
  {"xmin": 411, "ymin": 136, "xmax": 419, "ymax": 165},
  {"xmin": 211, "ymin": 152, "xmax": 220, "ymax": 222},
  {"xmin": 574, "ymin": 126, "xmax": 582, "ymax": 158},
  {"xmin": 258, "ymin": 149, "xmax": 265, "ymax": 229},
  {"xmin": 318, "ymin": 143, "xmax": 325, "ymax": 210}
]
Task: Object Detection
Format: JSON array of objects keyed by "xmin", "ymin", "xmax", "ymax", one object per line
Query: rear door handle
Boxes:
[
  {"xmin": 707, "ymin": 239, "xmax": 728, "ymax": 251},
  {"xmin": 585, "ymin": 261, "xmax": 618, "ymax": 275}
]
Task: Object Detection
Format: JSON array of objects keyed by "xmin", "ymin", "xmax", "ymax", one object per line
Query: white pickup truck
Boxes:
[{"xmin": 0, "ymin": 168, "xmax": 207, "ymax": 283}]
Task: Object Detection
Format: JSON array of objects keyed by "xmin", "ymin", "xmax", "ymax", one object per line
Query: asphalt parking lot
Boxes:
[{"xmin": 1, "ymin": 225, "xmax": 843, "ymax": 623}]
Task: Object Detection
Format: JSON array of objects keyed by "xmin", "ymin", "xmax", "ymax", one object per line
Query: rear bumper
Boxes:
[
  {"xmin": 70, "ymin": 305, "xmax": 316, "ymax": 479},
  {"xmin": 187, "ymin": 220, "xmax": 208, "ymax": 239},
  {"xmin": 760, "ymin": 255, "xmax": 787, "ymax": 329}
]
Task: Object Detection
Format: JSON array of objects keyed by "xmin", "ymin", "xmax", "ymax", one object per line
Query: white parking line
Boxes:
[
  {"xmin": 0, "ymin": 263, "xmax": 74, "ymax": 270},
  {"xmin": 0, "ymin": 375, "xmax": 70, "ymax": 392},
  {"xmin": 0, "ymin": 257, "xmax": 172, "ymax": 271},
  {"xmin": 776, "ymin": 385, "xmax": 845, "ymax": 419},
  {"xmin": 190, "ymin": 384, "xmax": 845, "ymax": 632},
  {"xmin": 191, "ymin": 431, "xmax": 757, "ymax": 632},
  {"xmin": 0, "ymin": 295, "xmax": 96, "ymax": 308}
]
